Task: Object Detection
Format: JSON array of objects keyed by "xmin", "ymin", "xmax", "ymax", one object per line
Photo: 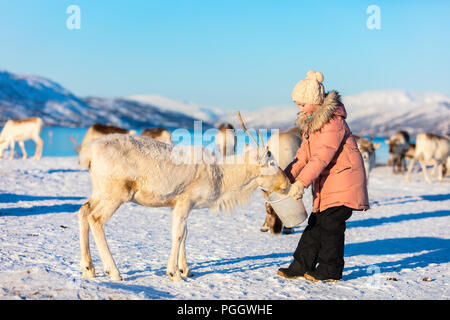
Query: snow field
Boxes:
[{"xmin": 0, "ymin": 157, "xmax": 448, "ymax": 299}]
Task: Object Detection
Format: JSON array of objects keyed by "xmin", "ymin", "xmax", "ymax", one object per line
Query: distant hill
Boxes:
[
  {"xmin": 82, "ymin": 96, "xmax": 210, "ymax": 129},
  {"xmin": 0, "ymin": 70, "xmax": 97, "ymax": 127},
  {"xmin": 1, "ymin": 70, "xmax": 449, "ymax": 136},
  {"xmin": 0, "ymin": 70, "xmax": 211, "ymax": 129},
  {"xmin": 342, "ymin": 90, "xmax": 450, "ymax": 136},
  {"xmin": 217, "ymin": 91, "xmax": 450, "ymax": 137},
  {"xmin": 129, "ymin": 94, "xmax": 226, "ymax": 123}
]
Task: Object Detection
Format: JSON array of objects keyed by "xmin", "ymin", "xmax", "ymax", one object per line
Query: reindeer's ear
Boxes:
[{"xmin": 373, "ymin": 143, "xmax": 381, "ymax": 150}]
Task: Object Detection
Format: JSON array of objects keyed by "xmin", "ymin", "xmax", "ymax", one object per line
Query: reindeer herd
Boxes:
[
  {"xmin": 1, "ymin": 116, "xmax": 449, "ymax": 188},
  {"xmin": 385, "ymin": 130, "xmax": 450, "ymax": 183},
  {"xmin": 0, "ymin": 115, "xmax": 449, "ymax": 281}
]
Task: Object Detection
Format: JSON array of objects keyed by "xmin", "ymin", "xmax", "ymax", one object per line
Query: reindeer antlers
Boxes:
[
  {"xmin": 238, "ymin": 111, "xmax": 265, "ymax": 150},
  {"xmin": 256, "ymin": 129, "xmax": 265, "ymax": 149},
  {"xmin": 68, "ymin": 134, "xmax": 81, "ymax": 153}
]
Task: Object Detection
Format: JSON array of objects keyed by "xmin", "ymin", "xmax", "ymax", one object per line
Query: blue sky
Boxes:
[{"xmin": 0, "ymin": 0, "xmax": 449, "ymax": 110}]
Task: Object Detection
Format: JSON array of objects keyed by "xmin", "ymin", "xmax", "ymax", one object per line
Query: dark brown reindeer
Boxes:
[
  {"xmin": 386, "ymin": 130, "xmax": 410, "ymax": 174},
  {"xmin": 69, "ymin": 124, "xmax": 136, "ymax": 153},
  {"xmin": 141, "ymin": 127, "xmax": 172, "ymax": 144}
]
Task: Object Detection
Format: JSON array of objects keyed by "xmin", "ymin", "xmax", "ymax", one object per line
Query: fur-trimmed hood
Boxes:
[{"xmin": 296, "ymin": 90, "xmax": 346, "ymax": 133}]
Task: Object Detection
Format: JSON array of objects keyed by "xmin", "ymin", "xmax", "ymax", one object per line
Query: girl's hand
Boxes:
[{"xmin": 288, "ymin": 181, "xmax": 305, "ymax": 200}]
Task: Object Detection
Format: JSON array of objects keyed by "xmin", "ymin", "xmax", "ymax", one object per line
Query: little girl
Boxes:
[{"xmin": 278, "ymin": 70, "xmax": 369, "ymax": 282}]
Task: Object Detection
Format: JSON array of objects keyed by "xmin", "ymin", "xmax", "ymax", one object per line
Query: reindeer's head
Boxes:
[
  {"xmin": 386, "ymin": 138, "xmax": 398, "ymax": 155},
  {"xmin": 361, "ymin": 143, "xmax": 380, "ymax": 161},
  {"xmin": 386, "ymin": 131, "xmax": 410, "ymax": 156},
  {"xmin": 238, "ymin": 112, "xmax": 290, "ymax": 194},
  {"xmin": 256, "ymin": 146, "xmax": 290, "ymax": 194},
  {"xmin": 357, "ymin": 137, "xmax": 379, "ymax": 160}
]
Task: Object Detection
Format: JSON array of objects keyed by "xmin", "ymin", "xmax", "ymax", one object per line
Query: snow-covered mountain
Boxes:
[
  {"xmin": 1, "ymin": 70, "xmax": 449, "ymax": 136},
  {"xmin": 82, "ymin": 96, "xmax": 209, "ymax": 129},
  {"xmin": 218, "ymin": 105, "xmax": 298, "ymax": 131},
  {"xmin": 128, "ymin": 94, "xmax": 225, "ymax": 123},
  {"xmin": 0, "ymin": 70, "xmax": 98, "ymax": 126},
  {"xmin": 0, "ymin": 70, "xmax": 210, "ymax": 129},
  {"xmin": 342, "ymin": 90, "xmax": 450, "ymax": 136},
  {"xmin": 217, "ymin": 91, "xmax": 450, "ymax": 136}
]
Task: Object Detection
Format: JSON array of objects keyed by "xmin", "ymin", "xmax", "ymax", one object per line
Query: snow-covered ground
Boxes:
[{"xmin": 0, "ymin": 157, "xmax": 449, "ymax": 300}]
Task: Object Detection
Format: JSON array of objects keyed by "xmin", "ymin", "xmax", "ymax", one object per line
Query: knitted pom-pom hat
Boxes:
[{"xmin": 291, "ymin": 70, "xmax": 325, "ymax": 105}]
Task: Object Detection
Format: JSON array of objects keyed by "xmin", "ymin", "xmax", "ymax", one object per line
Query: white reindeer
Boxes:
[
  {"xmin": 77, "ymin": 114, "xmax": 290, "ymax": 281},
  {"xmin": 266, "ymin": 127, "xmax": 302, "ymax": 170},
  {"xmin": 0, "ymin": 117, "xmax": 44, "ymax": 160},
  {"xmin": 405, "ymin": 143, "xmax": 447, "ymax": 177},
  {"xmin": 405, "ymin": 133, "xmax": 450, "ymax": 183}
]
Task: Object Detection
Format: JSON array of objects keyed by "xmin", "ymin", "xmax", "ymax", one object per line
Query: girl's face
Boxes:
[
  {"xmin": 296, "ymin": 102, "xmax": 305, "ymax": 112},
  {"xmin": 296, "ymin": 102, "xmax": 319, "ymax": 115}
]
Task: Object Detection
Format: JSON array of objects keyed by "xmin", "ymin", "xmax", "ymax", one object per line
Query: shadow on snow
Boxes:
[
  {"xmin": 0, "ymin": 203, "xmax": 82, "ymax": 216},
  {"xmin": 185, "ymin": 237, "xmax": 450, "ymax": 281},
  {"xmin": 116, "ymin": 206, "xmax": 449, "ymax": 282},
  {"xmin": 371, "ymin": 193, "xmax": 450, "ymax": 206},
  {"xmin": 99, "ymin": 281, "xmax": 174, "ymax": 299},
  {"xmin": 344, "ymin": 237, "xmax": 450, "ymax": 280},
  {"xmin": 125, "ymin": 236, "xmax": 448, "ymax": 282},
  {"xmin": 0, "ymin": 192, "xmax": 84, "ymax": 204},
  {"xmin": 347, "ymin": 209, "xmax": 450, "ymax": 229},
  {"xmin": 46, "ymin": 169, "xmax": 84, "ymax": 174}
]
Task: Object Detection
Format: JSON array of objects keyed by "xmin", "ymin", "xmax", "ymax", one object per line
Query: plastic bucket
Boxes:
[{"xmin": 266, "ymin": 192, "xmax": 308, "ymax": 228}]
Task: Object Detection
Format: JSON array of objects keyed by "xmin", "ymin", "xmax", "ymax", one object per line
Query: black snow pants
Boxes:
[{"xmin": 294, "ymin": 205, "xmax": 353, "ymax": 279}]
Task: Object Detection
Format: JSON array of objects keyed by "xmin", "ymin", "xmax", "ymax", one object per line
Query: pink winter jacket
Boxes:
[{"xmin": 284, "ymin": 91, "xmax": 370, "ymax": 213}]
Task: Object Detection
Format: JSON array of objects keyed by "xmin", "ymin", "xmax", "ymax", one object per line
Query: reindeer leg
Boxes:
[
  {"xmin": 178, "ymin": 225, "xmax": 192, "ymax": 278},
  {"xmin": 87, "ymin": 199, "xmax": 122, "ymax": 281},
  {"xmin": 400, "ymin": 156, "xmax": 406, "ymax": 173},
  {"xmin": 419, "ymin": 160, "xmax": 431, "ymax": 184},
  {"xmin": 430, "ymin": 162, "xmax": 437, "ymax": 176},
  {"xmin": 18, "ymin": 141, "xmax": 27, "ymax": 159},
  {"xmin": 8, "ymin": 140, "xmax": 15, "ymax": 160},
  {"xmin": 167, "ymin": 199, "xmax": 191, "ymax": 281},
  {"xmin": 260, "ymin": 219, "xmax": 270, "ymax": 232},
  {"xmin": 260, "ymin": 191, "xmax": 272, "ymax": 233},
  {"xmin": 437, "ymin": 161, "xmax": 444, "ymax": 182},
  {"xmin": 260, "ymin": 207, "xmax": 271, "ymax": 232},
  {"xmin": 405, "ymin": 158, "xmax": 416, "ymax": 182},
  {"xmin": 78, "ymin": 201, "xmax": 95, "ymax": 278},
  {"xmin": 32, "ymin": 136, "xmax": 43, "ymax": 160}
]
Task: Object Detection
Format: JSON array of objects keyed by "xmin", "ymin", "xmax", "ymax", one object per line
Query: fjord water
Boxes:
[{"xmin": 1, "ymin": 127, "xmax": 390, "ymax": 163}]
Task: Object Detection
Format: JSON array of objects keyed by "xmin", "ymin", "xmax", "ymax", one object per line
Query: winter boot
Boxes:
[
  {"xmin": 277, "ymin": 260, "xmax": 306, "ymax": 279},
  {"xmin": 304, "ymin": 269, "xmax": 341, "ymax": 283}
]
